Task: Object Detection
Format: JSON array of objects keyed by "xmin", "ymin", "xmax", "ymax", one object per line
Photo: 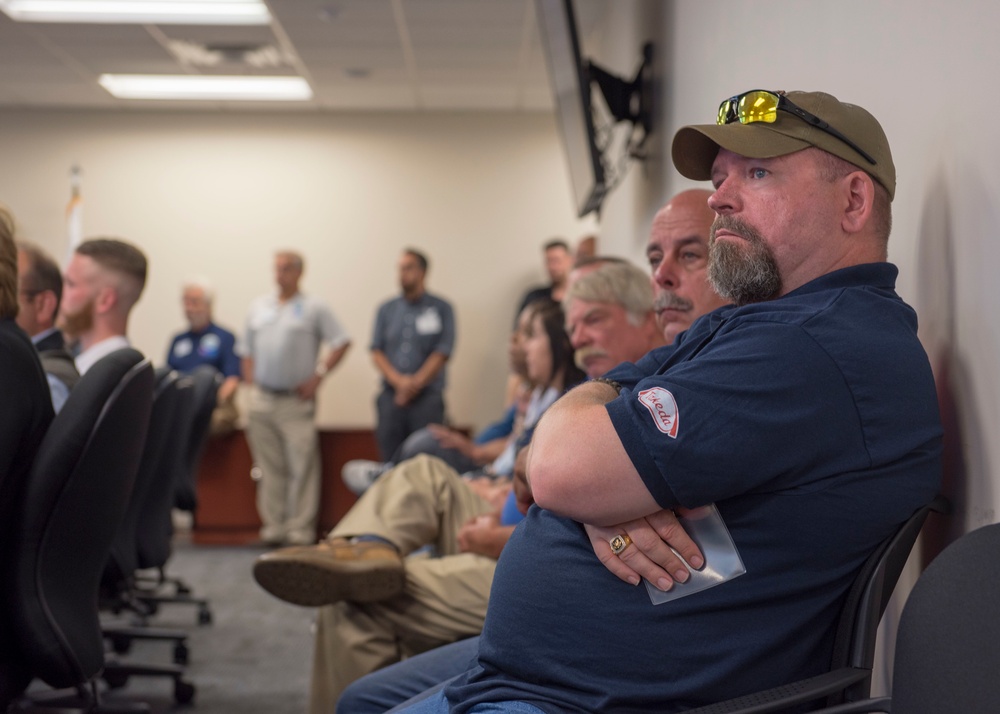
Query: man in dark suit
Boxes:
[{"xmin": 16, "ymin": 242, "xmax": 79, "ymax": 411}]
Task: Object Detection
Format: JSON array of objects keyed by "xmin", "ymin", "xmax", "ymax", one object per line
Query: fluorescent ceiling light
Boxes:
[
  {"xmin": 99, "ymin": 74, "xmax": 313, "ymax": 101},
  {"xmin": 0, "ymin": 0, "xmax": 271, "ymax": 25}
]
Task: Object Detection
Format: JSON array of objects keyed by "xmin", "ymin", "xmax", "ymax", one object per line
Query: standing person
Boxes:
[
  {"xmin": 240, "ymin": 251, "xmax": 351, "ymax": 547},
  {"xmin": 515, "ymin": 238, "xmax": 574, "ymax": 317},
  {"xmin": 15, "ymin": 241, "xmax": 79, "ymax": 411},
  {"xmin": 58, "ymin": 238, "xmax": 147, "ymax": 375},
  {"xmin": 370, "ymin": 248, "xmax": 455, "ymax": 461},
  {"xmin": 166, "ymin": 277, "xmax": 241, "ymax": 434}
]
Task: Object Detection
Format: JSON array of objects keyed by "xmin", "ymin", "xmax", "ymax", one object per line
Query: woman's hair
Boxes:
[{"xmin": 530, "ymin": 298, "xmax": 586, "ymax": 390}]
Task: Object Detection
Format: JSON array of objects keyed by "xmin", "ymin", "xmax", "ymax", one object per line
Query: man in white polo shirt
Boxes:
[
  {"xmin": 240, "ymin": 250, "xmax": 351, "ymax": 547},
  {"xmin": 58, "ymin": 238, "xmax": 147, "ymax": 375}
]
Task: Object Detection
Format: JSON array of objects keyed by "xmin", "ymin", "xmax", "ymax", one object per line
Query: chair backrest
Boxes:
[
  {"xmin": 8, "ymin": 349, "xmax": 153, "ymax": 689},
  {"xmin": 135, "ymin": 373, "xmax": 195, "ymax": 570},
  {"xmin": 103, "ymin": 368, "xmax": 182, "ymax": 590},
  {"xmin": 825, "ymin": 497, "xmax": 944, "ymax": 704},
  {"xmin": 890, "ymin": 521, "xmax": 1000, "ymax": 713},
  {"xmin": 173, "ymin": 364, "xmax": 220, "ymax": 512}
]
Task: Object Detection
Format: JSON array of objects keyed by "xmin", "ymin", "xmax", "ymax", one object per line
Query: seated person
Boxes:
[
  {"xmin": 336, "ymin": 188, "xmax": 726, "ymax": 714},
  {"xmin": 389, "ymin": 89, "xmax": 943, "ymax": 713},
  {"xmin": 0, "ymin": 206, "xmax": 54, "ymax": 703},
  {"xmin": 253, "ymin": 298, "xmax": 585, "ymax": 713},
  {"xmin": 15, "ymin": 241, "xmax": 79, "ymax": 412},
  {"xmin": 342, "ymin": 312, "xmax": 536, "ymax": 494},
  {"xmin": 165, "ymin": 277, "xmax": 241, "ymax": 435}
]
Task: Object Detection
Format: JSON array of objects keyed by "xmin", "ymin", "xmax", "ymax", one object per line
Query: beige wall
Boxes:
[{"xmin": 0, "ymin": 109, "xmax": 598, "ymax": 431}]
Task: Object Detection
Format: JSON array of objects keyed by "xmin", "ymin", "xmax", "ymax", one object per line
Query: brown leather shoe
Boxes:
[{"xmin": 252, "ymin": 538, "xmax": 404, "ymax": 607}]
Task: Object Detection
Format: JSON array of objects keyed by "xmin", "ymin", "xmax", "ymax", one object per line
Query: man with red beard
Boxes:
[{"xmin": 59, "ymin": 238, "xmax": 147, "ymax": 375}]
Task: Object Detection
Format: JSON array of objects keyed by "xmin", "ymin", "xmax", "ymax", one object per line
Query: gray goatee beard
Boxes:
[{"xmin": 708, "ymin": 216, "xmax": 782, "ymax": 306}]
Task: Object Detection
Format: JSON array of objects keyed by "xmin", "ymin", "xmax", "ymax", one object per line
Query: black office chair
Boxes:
[
  {"xmin": 132, "ymin": 365, "xmax": 218, "ymax": 625},
  {"xmin": 682, "ymin": 497, "xmax": 947, "ymax": 714},
  {"xmin": 101, "ymin": 369, "xmax": 194, "ymax": 672},
  {"xmin": 173, "ymin": 363, "xmax": 221, "ymax": 514},
  {"xmin": 811, "ymin": 521, "xmax": 1000, "ymax": 714},
  {"xmin": 5, "ymin": 349, "xmax": 153, "ymax": 712}
]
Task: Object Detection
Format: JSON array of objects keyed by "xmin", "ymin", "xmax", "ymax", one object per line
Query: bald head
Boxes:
[{"xmin": 647, "ymin": 189, "xmax": 727, "ymax": 343}]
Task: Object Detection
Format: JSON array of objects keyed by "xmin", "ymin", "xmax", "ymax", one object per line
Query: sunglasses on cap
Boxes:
[{"xmin": 717, "ymin": 89, "xmax": 877, "ymax": 166}]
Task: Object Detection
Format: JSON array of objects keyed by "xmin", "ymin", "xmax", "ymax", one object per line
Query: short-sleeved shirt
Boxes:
[
  {"xmin": 166, "ymin": 322, "xmax": 240, "ymax": 378},
  {"xmin": 370, "ymin": 292, "xmax": 455, "ymax": 393},
  {"xmin": 239, "ymin": 292, "xmax": 350, "ymax": 390},
  {"xmin": 445, "ymin": 263, "xmax": 943, "ymax": 713}
]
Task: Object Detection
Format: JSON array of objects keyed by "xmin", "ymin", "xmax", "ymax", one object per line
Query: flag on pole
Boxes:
[{"xmin": 65, "ymin": 164, "xmax": 83, "ymax": 263}]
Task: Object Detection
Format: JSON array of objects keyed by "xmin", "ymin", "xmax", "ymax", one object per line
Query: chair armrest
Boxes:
[
  {"xmin": 810, "ymin": 696, "xmax": 891, "ymax": 713},
  {"xmin": 682, "ymin": 667, "xmax": 871, "ymax": 714}
]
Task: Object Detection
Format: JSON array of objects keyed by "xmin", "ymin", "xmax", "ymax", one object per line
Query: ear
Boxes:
[
  {"xmin": 841, "ymin": 171, "xmax": 875, "ymax": 236},
  {"xmin": 36, "ymin": 290, "xmax": 59, "ymax": 324},
  {"xmin": 94, "ymin": 284, "xmax": 118, "ymax": 315}
]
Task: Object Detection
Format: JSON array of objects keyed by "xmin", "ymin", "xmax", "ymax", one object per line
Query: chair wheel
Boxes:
[
  {"xmin": 173, "ymin": 642, "xmax": 189, "ymax": 665},
  {"xmin": 197, "ymin": 607, "xmax": 212, "ymax": 626},
  {"xmin": 174, "ymin": 679, "xmax": 196, "ymax": 704},
  {"xmin": 103, "ymin": 671, "xmax": 129, "ymax": 689}
]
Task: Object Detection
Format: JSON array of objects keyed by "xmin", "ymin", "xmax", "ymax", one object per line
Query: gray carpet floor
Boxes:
[{"xmin": 94, "ymin": 542, "xmax": 316, "ymax": 713}]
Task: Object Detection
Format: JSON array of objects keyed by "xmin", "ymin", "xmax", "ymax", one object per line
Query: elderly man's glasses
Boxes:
[{"xmin": 716, "ymin": 89, "xmax": 876, "ymax": 166}]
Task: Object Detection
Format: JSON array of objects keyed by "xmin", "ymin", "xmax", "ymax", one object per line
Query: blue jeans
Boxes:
[
  {"xmin": 337, "ymin": 638, "xmax": 479, "ymax": 714},
  {"xmin": 394, "ymin": 690, "xmax": 545, "ymax": 714}
]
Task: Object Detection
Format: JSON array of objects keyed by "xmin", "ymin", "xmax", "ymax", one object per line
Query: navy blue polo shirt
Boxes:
[
  {"xmin": 444, "ymin": 263, "xmax": 942, "ymax": 713},
  {"xmin": 166, "ymin": 322, "xmax": 240, "ymax": 378}
]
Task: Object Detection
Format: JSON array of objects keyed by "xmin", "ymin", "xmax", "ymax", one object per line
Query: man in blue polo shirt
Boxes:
[
  {"xmin": 166, "ymin": 278, "xmax": 241, "ymax": 431},
  {"xmin": 395, "ymin": 90, "xmax": 943, "ymax": 714}
]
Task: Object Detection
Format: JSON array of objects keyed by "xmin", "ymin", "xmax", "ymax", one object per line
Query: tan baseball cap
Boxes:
[{"xmin": 672, "ymin": 90, "xmax": 895, "ymax": 200}]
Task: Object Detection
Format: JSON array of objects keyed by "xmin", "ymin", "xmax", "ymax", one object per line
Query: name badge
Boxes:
[
  {"xmin": 415, "ymin": 308, "xmax": 442, "ymax": 335},
  {"xmin": 173, "ymin": 337, "xmax": 193, "ymax": 358}
]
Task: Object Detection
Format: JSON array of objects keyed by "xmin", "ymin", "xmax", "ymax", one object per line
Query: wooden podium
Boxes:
[{"xmin": 192, "ymin": 429, "xmax": 378, "ymax": 545}]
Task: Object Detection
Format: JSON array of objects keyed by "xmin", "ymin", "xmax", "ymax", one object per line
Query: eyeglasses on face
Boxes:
[{"xmin": 716, "ymin": 89, "xmax": 876, "ymax": 166}]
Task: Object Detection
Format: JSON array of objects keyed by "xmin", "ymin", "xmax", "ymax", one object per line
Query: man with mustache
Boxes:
[
  {"xmin": 336, "ymin": 195, "xmax": 729, "ymax": 714},
  {"xmin": 59, "ymin": 238, "xmax": 147, "ymax": 375},
  {"xmin": 390, "ymin": 90, "xmax": 942, "ymax": 713}
]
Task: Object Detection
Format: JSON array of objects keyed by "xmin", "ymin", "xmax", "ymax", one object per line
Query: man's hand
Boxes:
[
  {"xmin": 585, "ymin": 508, "xmax": 704, "ymax": 590},
  {"xmin": 512, "ymin": 446, "xmax": 532, "ymax": 514},
  {"xmin": 457, "ymin": 513, "xmax": 515, "ymax": 560},
  {"xmin": 427, "ymin": 424, "xmax": 474, "ymax": 455},
  {"xmin": 393, "ymin": 375, "xmax": 420, "ymax": 405},
  {"xmin": 464, "ymin": 477, "xmax": 512, "ymax": 510},
  {"xmin": 296, "ymin": 373, "xmax": 322, "ymax": 400}
]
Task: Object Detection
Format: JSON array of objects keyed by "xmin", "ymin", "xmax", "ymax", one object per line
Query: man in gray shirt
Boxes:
[
  {"xmin": 240, "ymin": 251, "xmax": 351, "ymax": 546},
  {"xmin": 370, "ymin": 248, "xmax": 455, "ymax": 460}
]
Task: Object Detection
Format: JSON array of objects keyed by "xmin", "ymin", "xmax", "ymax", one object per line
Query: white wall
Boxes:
[
  {"xmin": 0, "ymin": 109, "xmax": 598, "ymax": 431},
  {"xmin": 650, "ymin": 0, "xmax": 1000, "ymax": 692},
  {"xmin": 661, "ymin": 0, "xmax": 1000, "ymax": 553}
]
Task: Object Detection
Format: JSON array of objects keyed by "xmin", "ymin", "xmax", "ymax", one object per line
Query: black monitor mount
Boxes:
[{"xmin": 586, "ymin": 41, "xmax": 653, "ymax": 144}]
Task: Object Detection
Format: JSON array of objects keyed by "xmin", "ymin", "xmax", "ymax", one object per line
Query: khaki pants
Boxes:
[
  {"xmin": 309, "ymin": 454, "xmax": 496, "ymax": 713},
  {"xmin": 245, "ymin": 387, "xmax": 320, "ymax": 545}
]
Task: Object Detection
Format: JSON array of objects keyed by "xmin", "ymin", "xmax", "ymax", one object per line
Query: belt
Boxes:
[{"xmin": 256, "ymin": 385, "xmax": 298, "ymax": 396}]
